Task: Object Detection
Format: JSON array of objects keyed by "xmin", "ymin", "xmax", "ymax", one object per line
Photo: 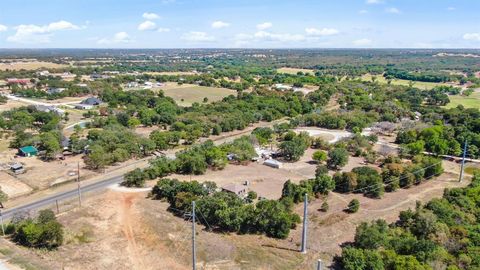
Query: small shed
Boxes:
[
  {"xmin": 10, "ymin": 163, "xmax": 25, "ymax": 174},
  {"xmin": 263, "ymin": 159, "xmax": 283, "ymax": 169},
  {"xmin": 18, "ymin": 146, "xmax": 38, "ymax": 157},
  {"xmin": 222, "ymin": 184, "xmax": 247, "ymax": 197}
]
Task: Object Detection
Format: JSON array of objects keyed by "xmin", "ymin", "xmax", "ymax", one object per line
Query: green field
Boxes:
[
  {"xmin": 360, "ymin": 73, "xmax": 450, "ymax": 90},
  {"xmin": 162, "ymin": 85, "xmax": 237, "ymax": 106},
  {"xmin": 445, "ymin": 91, "xmax": 480, "ymax": 109}
]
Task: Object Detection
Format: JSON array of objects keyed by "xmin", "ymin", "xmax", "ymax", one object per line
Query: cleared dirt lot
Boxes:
[
  {"xmin": 0, "ymin": 99, "xmax": 25, "ymax": 112},
  {"xmin": 171, "ymin": 162, "xmax": 305, "ymax": 200}
]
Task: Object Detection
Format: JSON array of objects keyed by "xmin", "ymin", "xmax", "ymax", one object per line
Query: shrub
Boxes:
[{"xmin": 347, "ymin": 199, "xmax": 360, "ymax": 213}]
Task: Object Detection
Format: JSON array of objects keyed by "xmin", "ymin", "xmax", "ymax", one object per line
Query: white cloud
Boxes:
[
  {"xmin": 157, "ymin": 27, "xmax": 170, "ymax": 33},
  {"xmin": 353, "ymin": 38, "xmax": 372, "ymax": 46},
  {"xmin": 254, "ymin": 31, "xmax": 305, "ymax": 42},
  {"xmin": 385, "ymin": 7, "xmax": 401, "ymax": 14},
  {"xmin": 98, "ymin": 32, "xmax": 132, "ymax": 44},
  {"xmin": 211, "ymin": 21, "xmax": 230, "ymax": 29},
  {"xmin": 0, "ymin": 24, "xmax": 7, "ymax": 32},
  {"xmin": 447, "ymin": 7, "xmax": 456, "ymax": 11},
  {"xmin": 7, "ymin": 20, "xmax": 80, "ymax": 43},
  {"xmin": 305, "ymin": 27, "xmax": 339, "ymax": 36},
  {"xmin": 233, "ymin": 33, "xmax": 253, "ymax": 46},
  {"xmin": 138, "ymin": 21, "xmax": 157, "ymax": 31},
  {"xmin": 463, "ymin": 33, "xmax": 480, "ymax": 41},
  {"xmin": 143, "ymin": 12, "xmax": 160, "ymax": 20},
  {"xmin": 161, "ymin": 0, "xmax": 176, "ymax": 4},
  {"xmin": 359, "ymin": 10, "xmax": 368, "ymax": 14},
  {"xmin": 181, "ymin": 31, "xmax": 215, "ymax": 42},
  {"xmin": 256, "ymin": 22, "xmax": 272, "ymax": 30},
  {"xmin": 366, "ymin": 0, "xmax": 383, "ymax": 4}
]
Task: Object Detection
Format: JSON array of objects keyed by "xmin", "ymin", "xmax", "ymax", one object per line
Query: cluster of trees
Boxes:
[
  {"xmin": 333, "ymin": 155, "xmax": 443, "ymax": 199},
  {"xmin": 398, "ymin": 105, "xmax": 480, "ymax": 158},
  {"xmin": 281, "ymin": 167, "xmax": 335, "ymax": 203},
  {"xmin": 397, "ymin": 125, "xmax": 463, "ymax": 157},
  {"xmin": 0, "ymin": 106, "xmax": 65, "ymax": 159},
  {"xmin": 279, "ymin": 131, "xmax": 311, "ymax": 161},
  {"xmin": 83, "ymin": 125, "xmax": 155, "ymax": 169},
  {"xmin": 151, "ymin": 178, "xmax": 300, "ymax": 239},
  {"xmin": 298, "ymin": 110, "xmax": 378, "ymax": 132},
  {"xmin": 339, "ymin": 172, "xmax": 480, "ymax": 269},
  {"xmin": 101, "ymin": 88, "xmax": 315, "ymax": 146},
  {"xmin": 5, "ymin": 210, "xmax": 63, "ymax": 249},
  {"xmin": 384, "ymin": 68, "xmax": 459, "ymax": 83},
  {"xmin": 122, "ymin": 137, "xmax": 256, "ymax": 187}
]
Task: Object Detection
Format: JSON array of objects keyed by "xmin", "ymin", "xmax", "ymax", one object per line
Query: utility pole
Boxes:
[
  {"xmin": 301, "ymin": 193, "xmax": 308, "ymax": 254},
  {"xmin": 316, "ymin": 259, "xmax": 323, "ymax": 270},
  {"xmin": 0, "ymin": 210, "xmax": 4, "ymax": 236},
  {"xmin": 192, "ymin": 201, "xmax": 196, "ymax": 270},
  {"xmin": 459, "ymin": 140, "xmax": 468, "ymax": 182},
  {"xmin": 77, "ymin": 162, "xmax": 82, "ymax": 207}
]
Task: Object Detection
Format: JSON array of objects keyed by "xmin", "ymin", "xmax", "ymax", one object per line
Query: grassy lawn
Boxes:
[
  {"xmin": 161, "ymin": 85, "xmax": 237, "ymax": 106},
  {"xmin": 277, "ymin": 67, "xmax": 315, "ymax": 75},
  {"xmin": 360, "ymin": 73, "xmax": 449, "ymax": 90},
  {"xmin": 444, "ymin": 91, "xmax": 480, "ymax": 109}
]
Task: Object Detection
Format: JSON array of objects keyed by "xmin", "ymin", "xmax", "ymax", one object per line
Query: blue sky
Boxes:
[{"xmin": 0, "ymin": 0, "xmax": 479, "ymax": 48}]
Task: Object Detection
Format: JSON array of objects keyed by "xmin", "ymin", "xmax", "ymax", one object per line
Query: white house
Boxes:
[
  {"xmin": 274, "ymin": 83, "xmax": 292, "ymax": 91},
  {"xmin": 74, "ymin": 104, "xmax": 94, "ymax": 110}
]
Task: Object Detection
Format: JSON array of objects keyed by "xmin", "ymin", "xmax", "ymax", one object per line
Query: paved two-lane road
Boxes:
[{"xmin": 1, "ymin": 175, "xmax": 124, "ymax": 220}]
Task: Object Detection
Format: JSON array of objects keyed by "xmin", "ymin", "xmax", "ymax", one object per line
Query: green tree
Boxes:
[
  {"xmin": 347, "ymin": 199, "xmax": 360, "ymax": 213},
  {"xmin": 39, "ymin": 131, "xmax": 61, "ymax": 159},
  {"xmin": 122, "ymin": 168, "xmax": 146, "ymax": 187},
  {"xmin": 327, "ymin": 148, "xmax": 349, "ymax": 169},
  {"xmin": 85, "ymin": 145, "xmax": 112, "ymax": 170},
  {"xmin": 312, "ymin": 150, "xmax": 327, "ymax": 163}
]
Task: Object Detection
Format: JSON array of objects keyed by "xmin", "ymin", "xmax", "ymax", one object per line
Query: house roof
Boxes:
[
  {"xmin": 19, "ymin": 145, "xmax": 38, "ymax": 154},
  {"xmin": 222, "ymin": 183, "xmax": 246, "ymax": 194},
  {"xmin": 264, "ymin": 159, "xmax": 282, "ymax": 166},
  {"xmin": 81, "ymin": 97, "xmax": 102, "ymax": 105},
  {"xmin": 10, "ymin": 163, "xmax": 23, "ymax": 170}
]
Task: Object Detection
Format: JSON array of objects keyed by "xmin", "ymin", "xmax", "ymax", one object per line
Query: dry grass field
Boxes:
[
  {"xmin": 360, "ymin": 73, "xmax": 452, "ymax": 90},
  {"xmin": 277, "ymin": 67, "xmax": 315, "ymax": 75},
  {"xmin": 160, "ymin": 84, "xmax": 236, "ymax": 106},
  {"xmin": 0, "ymin": 61, "xmax": 68, "ymax": 71}
]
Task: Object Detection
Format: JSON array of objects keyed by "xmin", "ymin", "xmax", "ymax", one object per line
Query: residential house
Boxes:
[
  {"xmin": 81, "ymin": 97, "xmax": 102, "ymax": 106},
  {"xmin": 273, "ymin": 84, "xmax": 292, "ymax": 91},
  {"xmin": 74, "ymin": 104, "xmax": 94, "ymax": 110},
  {"xmin": 34, "ymin": 105, "xmax": 65, "ymax": 116},
  {"xmin": 222, "ymin": 183, "xmax": 248, "ymax": 197},
  {"xmin": 47, "ymin": 87, "xmax": 66, "ymax": 95}
]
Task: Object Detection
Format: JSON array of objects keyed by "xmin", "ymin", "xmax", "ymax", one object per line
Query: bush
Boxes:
[
  {"xmin": 320, "ymin": 201, "xmax": 329, "ymax": 212},
  {"xmin": 312, "ymin": 150, "xmax": 327, "ymax": 163},
  {"xmin": 327, "ymin": 148, "xmax": 349, "ymax": 170},
  {"xmin": 122, "ymin": 168, "xmax": 146, "ymax": 187},
  {"xmin": 9, "ymin": 210, "xmax": 63, "ymax": 249},
  {"xmin": 347, "ymin": 199, "xmax": 360, "ymax": 213}
]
